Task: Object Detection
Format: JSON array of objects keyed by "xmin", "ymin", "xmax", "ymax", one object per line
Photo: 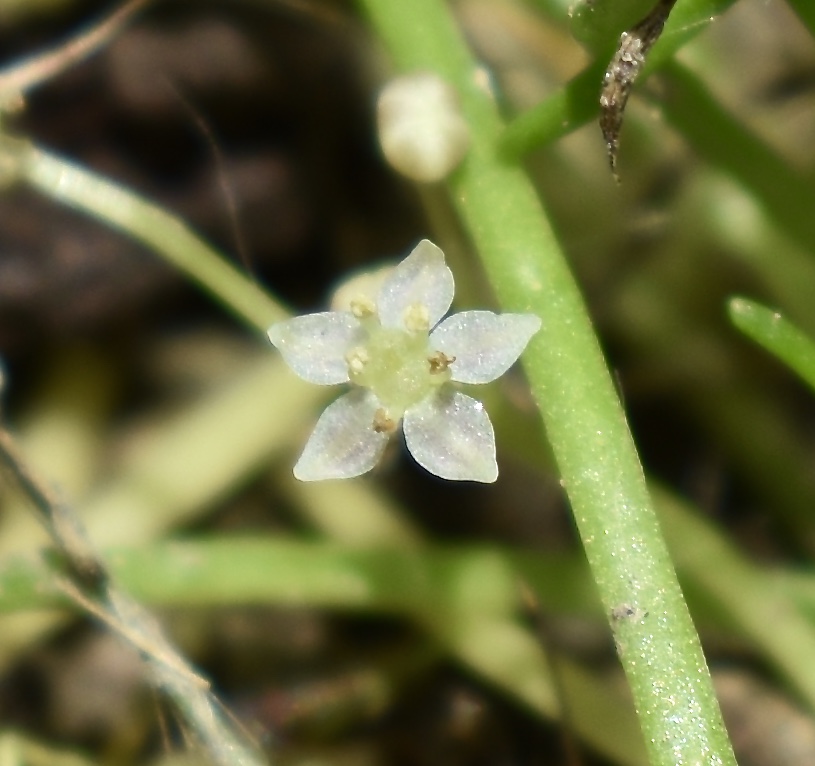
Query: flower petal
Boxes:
[
  {"xmin": 268, "ymin": 312, "xmax": 364, "ymax": 385},
  {"xmin": 429, "ymin": 311, "xmax": 541, "ymax": 384},
  {"xmin": 294, "ymin": 390, "xmax": 390, "ymax": 481},
  {"xmin": 403, "ymin": 389, "xmax": 497, "ymax": 482},
  {"xmin": 377, "ymin": 240, "xmax": 454, "ymax": 329}
]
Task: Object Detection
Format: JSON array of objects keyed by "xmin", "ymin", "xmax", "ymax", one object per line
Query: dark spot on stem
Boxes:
[{"xmin": 611, "ymin": 603, "xmax": 648, "ymax": 621}]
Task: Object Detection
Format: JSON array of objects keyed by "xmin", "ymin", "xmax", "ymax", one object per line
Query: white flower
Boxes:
[{"xmin": 268, "ymin": 240, "xmax": 541, "ymax": 483}]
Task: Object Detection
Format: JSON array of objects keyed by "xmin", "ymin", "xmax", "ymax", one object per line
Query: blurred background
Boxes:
[{"xmin": 1, "ymin": 0, "xmax": 815, "ymax": 764}]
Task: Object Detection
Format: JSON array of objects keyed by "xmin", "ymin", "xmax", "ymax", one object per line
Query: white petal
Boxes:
[
  {"xmin": 403, "ymin": 390, "xmax": 497, "ymax": 482},
  {"xmin": 294, "ymin": 390, "xmax": 390, "ymax": 481},
  {"xmin": 429, "ymin": 311, "xmax": 541, "ymax": 384},
  {"xmin": 330, "ymin": 263, "xmax": 394, "ymax": 312},
  {"xmin": 377, "ymin": 240, "xmax": 454, "ymax": 329},
  {"xmin": 268, "ymin": 312, "xmax": 364, "ymax": 385}
]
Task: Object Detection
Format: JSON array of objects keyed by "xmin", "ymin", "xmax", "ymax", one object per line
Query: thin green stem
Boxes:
[
  {"xmin": 16, "ymin": 141, "xmax": 288, "ymax": 334},
  {"xmin": 357, "ymin": 0, "xmax": 735, "ymax": 763},
  {"xmin": 660, "ymin": 61, "xmax": 815, "ymax": 262},
  {"xmin": 570, "ymin": 0, "xmax": 656, "ymax": 50},
  {"xmin": 729, "ymin": 297, "xmax": 815, "ymax": 392},
  {"xmin": 499, "ymin": 59, "xmax": 608, "ymax": 160},
  {"xmin": 8, "ymin": 525, "xmax": 815, "ymax": 719},
  {"xmin": 613, "ymin": 264, "xmax": 815, "ymax": 547},
  {"xmin": 0, "ymin": 538, "xmax": 647, "ymax": 764}
]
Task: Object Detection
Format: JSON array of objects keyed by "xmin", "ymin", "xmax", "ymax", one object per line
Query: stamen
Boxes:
[
  {"xmin": 428, "ymin": 351, "xmax": 455, "ymax": 374},
  {"xmin": 345, "ymin": 346, "xmax": 370, "ymax": 375},
  {"xmin": 372, "ymin": 408, "xmax": 397, "ymax": 434},
  {"xmin": 403, "ymin": 302, "xmax": 430, "ymax": 333},
  {"xmin": 351, "ymin": 296, "xmax": 377, "ymax": 319}
]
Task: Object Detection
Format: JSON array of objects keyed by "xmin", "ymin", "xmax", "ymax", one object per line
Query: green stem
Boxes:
[
  {"xmin": 785, "ymin": 0, "xmax": 815, "ymax": 38},
  {"xmin": 660, "ymin": 60, "xmax": 815, "ymax": 261},
  {"xmin": 729, "ymin": 297, "xmax": 815, "ymax": 392},
  {"xmin": 0, "ymin": 538, "xmax": 647, "ymax": 764},
  {"xmin": 613, "ymin": 266, "xmax": 815, "ymax": 546},
  {"xmin": 570, "ymin": 0, "xmax": 656, "ymax": 50},
  {"xmin": 499, "ymin": 59, "xmax": 608, "ymax": 160},
  {"xmin": 9, "ymin": 525, "xmax": 815, "ymax": 720},
  {"xmin": 357, "ymin": 1, "xmax": 735, "ymax": 763},
  {"xmin": 16, "ymin": 141, "xmax": 287, "ymax": 334}
]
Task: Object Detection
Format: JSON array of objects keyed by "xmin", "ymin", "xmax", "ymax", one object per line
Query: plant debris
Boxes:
[{"xmin": 599, "ymin": 0, "xmax": 677, "ymax": 179}]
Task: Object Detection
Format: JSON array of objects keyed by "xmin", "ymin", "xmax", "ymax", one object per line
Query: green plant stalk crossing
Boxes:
[
  {"xmin": 357, "ymin": 0, "xmax": 735, "ymax": 763},
  {"xmin": 659, "ymin": 61, "xmax": 815, "ymax": 262},
  {"xmin": 17, "ymin": 142, "xmax": 287, "ymax": 335}
]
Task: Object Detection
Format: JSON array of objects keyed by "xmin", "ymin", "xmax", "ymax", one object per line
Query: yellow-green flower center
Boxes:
[{"xmin": 346, "ymin": 303, "xmax": 452, "ymax": 418}]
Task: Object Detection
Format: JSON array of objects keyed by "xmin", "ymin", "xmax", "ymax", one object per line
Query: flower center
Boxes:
[{"xmin": 346, "ymin": 302, "xmax": 452, "ymax": 418}]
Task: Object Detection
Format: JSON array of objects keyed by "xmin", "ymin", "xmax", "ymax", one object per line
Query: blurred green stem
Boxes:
[
  {"xmin": 785, "ymin": 0, "xmax": 815, "ymax": 38},
  {"xmin": 729, "ymin": 298, "xmax": 815, "ymax": 392},
  {"xmin": 660, "ymin": 60, "xmax": 815, "ymax": 262},
  {"xmin": 7, "ymin": 523, "xmax": 815, "ymax": 716},
  {"xmin": 357, "ymin": 0, "xmax": 735, "ymax": 763},
  {"xmin": 569, "ymin": 0, "xmax": 655, "ymax": 50},
  {"xmin": 16, "ymin": 141, "xmax": 287, "ymax": 334}
]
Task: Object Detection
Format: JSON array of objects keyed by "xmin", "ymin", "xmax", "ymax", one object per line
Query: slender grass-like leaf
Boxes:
[{"xmin": 729, "ymin": 297, "xmax": 815, "ymax": 393}]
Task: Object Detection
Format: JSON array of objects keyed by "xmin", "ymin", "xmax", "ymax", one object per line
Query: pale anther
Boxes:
[
  {"xmin": 351, "ymin": 296, "xmax": 377, "ymax": 319},
  {"xmin": 403, "ymin": 302, "xmax": 430, "ymax": 333},
  {"xmin": 345, "ymin": 346, "xmax": 369, "ymax": 375}
]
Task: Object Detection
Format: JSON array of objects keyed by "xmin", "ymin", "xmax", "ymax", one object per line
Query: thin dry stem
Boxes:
[{"xmin": 0, "ymin": 0, "xmax": 151, "ymax": 101}]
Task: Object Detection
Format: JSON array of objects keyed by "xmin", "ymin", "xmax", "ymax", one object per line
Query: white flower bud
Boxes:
[{"xmin": 377, "ymin": 72, "xmax": 470, "ymax": 183}]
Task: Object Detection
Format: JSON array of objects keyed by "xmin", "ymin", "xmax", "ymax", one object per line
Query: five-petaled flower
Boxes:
[{"xmin": 268, "ymin": 240, "xmax": 541, "ymax": 482}]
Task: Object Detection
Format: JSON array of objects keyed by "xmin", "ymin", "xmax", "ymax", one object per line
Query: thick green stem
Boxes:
[{"xmin": 357, "ymin": 0, "xmax": 735, "ymax": 763}]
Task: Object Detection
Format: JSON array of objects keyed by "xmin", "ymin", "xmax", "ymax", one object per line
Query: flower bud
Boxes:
[{"xmin": 377, "ymin": 72, "xmax": 470, "ymax": 183}]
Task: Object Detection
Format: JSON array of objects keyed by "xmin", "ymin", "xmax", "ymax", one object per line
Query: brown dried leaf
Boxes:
[{"xmin": 599, "ymin": 0, "xmax": 677, "ymax": 180}]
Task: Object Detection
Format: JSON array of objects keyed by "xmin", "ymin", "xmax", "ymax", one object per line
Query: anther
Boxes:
[
  {"xmin": 372, "ymin": 408, "xmax": 397, "ymax": 434},
  {"xmin": 351, "ymin": 296, "xmax": 377, "ymax": 319},
  {"xmin": 403, "ymin": 303, "xmax": 430, "ymax": 333},
  {"xmin": 345, "ymin": 346, "xmax": 369, "ymax": 375},
  {"xmin": 428, "ymin": 351, "xmax": 455, "ymax": 374}
]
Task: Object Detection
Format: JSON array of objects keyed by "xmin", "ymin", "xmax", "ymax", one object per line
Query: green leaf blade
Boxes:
[{"xmin": 729, "ymin": 297, "xmax": 815, "ymax": 392}]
